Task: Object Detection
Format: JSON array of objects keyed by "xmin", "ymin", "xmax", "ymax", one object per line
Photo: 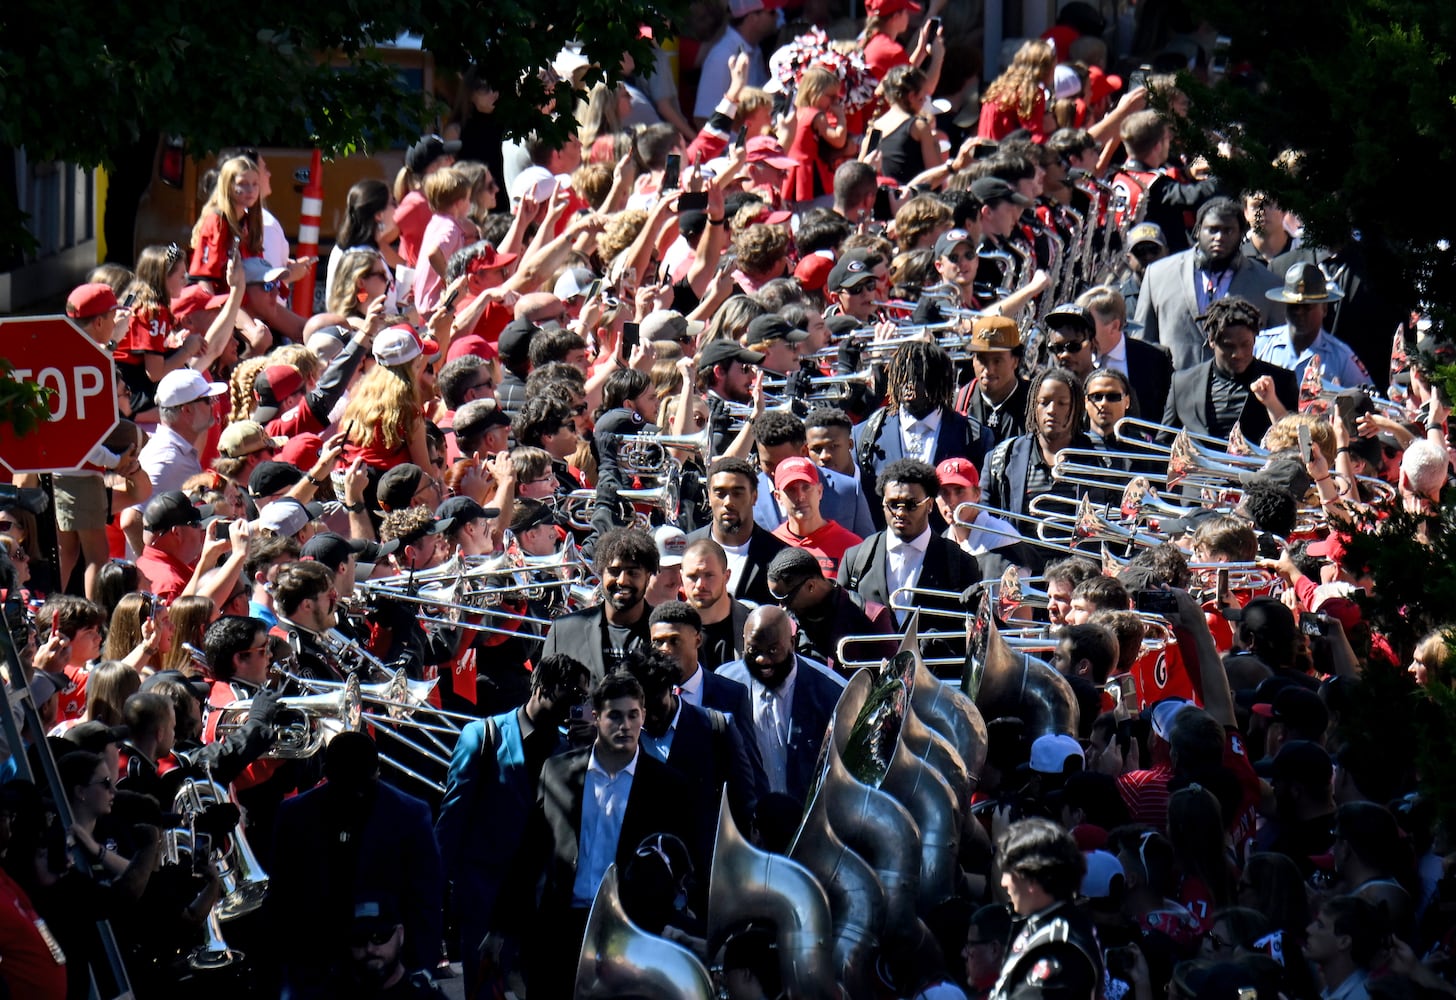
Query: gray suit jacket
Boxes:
[{"xmin": 1134, "ymin": 250, "xmax": 1285, "ymax": 371}]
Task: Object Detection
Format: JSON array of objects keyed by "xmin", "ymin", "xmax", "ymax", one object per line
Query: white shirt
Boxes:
[
  {"xmin": 886, "ymin": 527, "xmax": 933, "ymax": 623},
  {"xmin": 138, "ymin": 423, "xmax": 202, "ymax": 498},
  {"xmin": 572, "ymin": 746, "xmax": 639, "ymax": 906},
  {"xmin": 1097, "ymin": 332, "xmax": 1129, "ymax": 377},
  {"xmin": 677, "ymin": 665, "xmax": 705, "ymax": 708},
  {"xmin": 897, "ymin": 408, "xmax": 944, "ymax": 464},
  {"xmin": 693, "ymin": 26, "xmax": 766, "ymax": 120},
  {"xmin": 261, "ymin": 208, "xmax": 290, "ymax": 268},
  {"xmin": 747, "ymin": 664, "xmax": 796, "ymax": 794},
  {"xmin": 720, "ymin": 537, "xmax": 751, "ymax": 599},
  {"xmin": 946, "ymin": 511, "xmax": 1019, "ymax": 556}
]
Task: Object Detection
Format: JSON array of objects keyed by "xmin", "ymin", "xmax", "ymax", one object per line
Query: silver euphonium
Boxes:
[
  {"xmin": 211, "ymin": 673, "xmax": 362, "ymax": 758},
  {"xmin": 173, "ymin": 777, "xmax": 270, "ymax": 920},
  {"xmin": 617, "ymin": 426, "xmax": 714, "ymax": 474},
  {"xmin": 575, "ymin": 865, "xmax": 714, "ymax": 1000}
]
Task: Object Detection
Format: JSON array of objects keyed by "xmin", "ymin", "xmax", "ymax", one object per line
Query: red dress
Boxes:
[{"xmin": 782, "ymin": 106, "xmax": 836, "ymax": 204}]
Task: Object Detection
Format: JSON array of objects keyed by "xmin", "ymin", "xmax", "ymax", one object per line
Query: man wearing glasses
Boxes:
[
  {"xmin": 838, "ymin": 459, "xmax": 978, "ymax": 628},
  {"xmin": 1044, "ymin": 303, "xmax": 1100, "ymax": 382},
  {"xmin": 138, "ymin": 368, "xmax": 227, "ymax": 496},
  {"xmin": 766, "ymin": 547, "xmax": 893, "ymax": 671}
]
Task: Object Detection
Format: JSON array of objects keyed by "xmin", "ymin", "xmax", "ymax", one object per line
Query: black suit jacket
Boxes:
[
  {"xmin": 526, "ymin": 745, "xmax": 693, "ymax": 916},
  {"xmin": 685, "ymin": 525, "xmax": 788, "ymax": 606},
  {"xmin": 541, "ymin": 604, "xmax": 651, "ymax": 681},
  {"xmin": 1123, "ymin": 336, "xmax": 1174, "ymax": 421},
  {"xmin": 718, "ymin": 656, "xmax": 846, "ymax": 808},
  {"xmin": 837, "ymin": 530, "xmax": 979, "ymax": 611},
  {"xmin": 1160, "ymin": 358, "xmax": 1299, "ymax": 445},
  {"xmin": 662, "ymin": 701, "xmax": 761, "ymax": 867}
]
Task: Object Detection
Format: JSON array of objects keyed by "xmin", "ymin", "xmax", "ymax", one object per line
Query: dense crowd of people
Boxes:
[{"xmin": 0, "ymin": 1, "xmax": 1452, "ymax": 998}]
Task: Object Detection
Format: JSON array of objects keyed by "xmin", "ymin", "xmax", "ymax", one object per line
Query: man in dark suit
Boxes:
[
  {"xmin": 855, "ymin": 340, "xmax": 996, "ymax": 531},
  {"xmin": 1161, "ymin": 296, "xmax": 1299, "ymax": 445},
  {"xmin": 508, "ymin": 672, "xmax": 693, "ymax": 997},
  {"xmin": 434, "ymin": 654, "xmax": 591, "ymax": 997},
  {"xmin": 624, "ymin": 649, "xmax": 760, "ymax": 872},
  {"xmin": 718, "ymin": 606, "xmax": 847, "ymax": 809},
  {"xmin": 838, "ymin": 458, "xmax": 980, "ymax": 628},
  {"xmin": 1079, "ymin": 284, "xmax": 1174, "ymax": 422},
  {"xmin": 542, "ymin": 526, "xmax": 658, "ymax": 679},
  {"xmin": 1134, "ymin": 197, "xmax": 1285, "ymax": 371},
  {"xmin": 685, "ymin": 457, "xmax": 788, "ymax": 606},
  {"xmin": 269, "ymin": 732, "xmax": 444, "ymax": 998}
]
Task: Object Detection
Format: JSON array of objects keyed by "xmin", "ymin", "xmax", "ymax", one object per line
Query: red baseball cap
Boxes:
[
  {"xmin": 1086, "ymin": 65, "xmax": 1123, "ymax": 105},
  {"xmin": 278, "ymin": 433, "xmax": 323, "ymax": 470},
  {"xmin": 773, "ymin": 456, "xmax": 820, "ymax": 491},
  {"xmin": 865, "ymin": 0, "xmax": 922, "ymax": 15},
  {"xmin": 466, "ymin": 243, "xmax": 519, "ymax": 273},
  {"xmin": 258, "ymin": 364, "xmax": 304, "ymax": 403},
  {"xmin": 745, "ymin": 136, "xmax": 797, "ymax": 171},
  {"xmin": 66, "ymin": 283, "xmax": 119, "ymax": 321},
  {"xmin": 1305, "ymin": 531, "xmax": 1348, "ymax": 564},
  {"xmin": 794, "ymin": 251, "xmax": 836, "ymax": 293},
  {"xmin": 171, "ymin": 284, "xmax": 230, "ymax": 319},
  {"xmin": 936, "ymin": 457, "xmax": 980, "ymax": 489}
]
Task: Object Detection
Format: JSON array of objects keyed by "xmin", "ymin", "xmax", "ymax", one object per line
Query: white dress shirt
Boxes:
[
  {"xmin": 571, "ymin": 747, "xmax": 639, "ymax": 906},
  {"xmin": 885, "ymin": 527, "xmax": 933, "ymax": 624},
  {"xmin": 677, "ymin": 666, "xmax": 705, "ymax": 708},
  {"xmin": 747, "ymin": 664, "xmax": 797, "ymax": 794},
  {"xmin": 1097, "ymin": 333, "xmax": 1129, "ymax": 377},
  {"xmin": 896, "ymin": 408, "xmax": 944, "ymax": 463}
]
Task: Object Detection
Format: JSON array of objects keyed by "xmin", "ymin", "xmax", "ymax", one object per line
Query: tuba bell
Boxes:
[
  {"xmin": 898, "ymin": 615, "xmax": 988, "ymax": 796},
  {"xmin": 963, "ymin": 592, "xmax": 1079, "ymax": 738},
  {"xmin": 575, "ymin": 865, "xmax": 714, "ymax": 1000},
  {"xmin": 707, "ymin": 789, "xmax": 837, "ymax": 1000}
]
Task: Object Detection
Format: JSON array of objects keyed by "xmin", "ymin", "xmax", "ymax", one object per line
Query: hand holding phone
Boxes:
[
  {"xmin": 1298, "ymin": 423, "xmax": 1313, "ymax": 464},
  {"xmin": 661, "ymin": 154, "xmax": 681, "ymax": 193}
]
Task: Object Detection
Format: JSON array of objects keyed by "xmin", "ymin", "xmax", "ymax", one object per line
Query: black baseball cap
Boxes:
[
  {"xmin": 1251, "ymin": 685, "xmax": 1329, "ymax": 737},
  {"xmin": 63, "ymin": 720, "xmax": 130, "ymax": 753},
  {"xmin": 509, "ymin": 497, "xmax": 561, "ymax": 534},
  {"xmin": 406, "ymin": 135, "xmax": 462, "ymax": 174},
  {"xmin": 697, "ymin": 339, "xmax": 765, "ymax": 372},
  {"xmin": 302, "ymin": 532, "xmax": 370, "ymax": 571},
  {"xmin": 437, "ymin": 496, "xmax": 499, "ymax": 525},
  {"xmin": 249, "ymin": 460, "xmax": 305, "ymax": 497},
  {"xmin": 827, "ymin": 248, "xmax": 878, "ymax": 292},
  {"xmin": 1254, "ymin": 738, "xmax": 1332, "ymax": 786},
  {"xmin": 1222, "ymin": 595, "xmax": 1297, "ymax": 643},
  {"xmin": 143, "ymin": 490, "xmax": 208, "ymax": 532},
  {"xmin": 377, "ymin": 464, "xmax": 430, "ymax": 512},
  {"xmin": 745, "ymin": 314, "xmax": 808, "ymax": 345},
  {"xmin": 141, "ymin": 670, "xmax": 211, "ymax": 701},
  {"xmin": 1044, "ymin": 302, "xmax": 1095, "ymax": 332},
  {"xmin": 970, "ymin": 177, "xmax": 1031, "ymax": 206},
  {"xmin": 497, "ymin": 319, "xmax": 539, "ymax": 371}
]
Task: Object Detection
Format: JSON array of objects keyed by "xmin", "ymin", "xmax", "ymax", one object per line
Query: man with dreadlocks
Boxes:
[
  {"xmin": 1162, "ymin": 296, "xmax": 1298, "ymax": 444},
  {"xmin": 983, "ymin": 367, "xmax": 1111, "ymax": 572},
  {"xmin": 855, "ymin": 340, "xmax": 996, "ymax": 531}
]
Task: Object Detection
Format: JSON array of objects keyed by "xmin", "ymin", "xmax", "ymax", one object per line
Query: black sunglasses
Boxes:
[{"xmin": 1050, "ymin": 340, "xmax": 1088, "ymax": 355}]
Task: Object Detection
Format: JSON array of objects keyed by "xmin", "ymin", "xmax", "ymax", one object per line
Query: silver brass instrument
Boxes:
[
  {"xmin": 157, "ymin": 829, "xmax": 243, "ymax": 970},
  {"xmin": 212, "ymin": 674, "xmax": 362, "ymax": 758},
  {"xmin": 173, "ymin": 776, "xmax": 270, "ymax": 920},
  {"xmin": 616, "ymin": 427, "xmax": 713, "ymax": 474},
  {"xmin": 963, "ymin": 592, "xmax": 1079, "ymax": 738},
  {"xmin": 576, "ymin": 865, "xmax": 714, "ymax": 999}
]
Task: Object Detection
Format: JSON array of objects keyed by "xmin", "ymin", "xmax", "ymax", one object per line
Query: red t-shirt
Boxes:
[
  {"xmin": 266, "ymin": 402, "xmax": 327, "ymax": 439},
  {"xmin": 444, "ymin": 299, "xmax": 513, "ymax": 364},
  {"xmin": 1117, "ymin": 760, "xmax": 1174, "ymax": 829},
  {"xmin": 112, "ymin": 304, "xmax": 173, "ymax": 364},
  {"xmin": 863, "ymin": 33, "xmax": 909, "ymax": 83},
  {"xmin": 136, "ymin": 546, "xmax": 192, "ymax": 605},
  {"xmin": 977, "ymin": 94, "xmax": 1049, "ymax": 142},
  {"xmin": 0, "ymin": 870, "xmax": 66, "ymax": 1000},
  {"xmin": 43, "ymin": 665, "xmax": 89, "ymax": 724},
  {"xmin": 395, "ymin": 192, "xmax": 430, "ymax": 268},
  {"xmin": 772, "ymin": 519, "xmax": 862, "ymax": 577}
]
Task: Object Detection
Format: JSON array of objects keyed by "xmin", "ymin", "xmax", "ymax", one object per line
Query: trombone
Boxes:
[
  {"xmin": 950, "ymin": 501, "xmax": 1084, "ymax": 556},
  {"xmin": 760, "ymin": 371, "xmax": 878, "ymax": 404}
]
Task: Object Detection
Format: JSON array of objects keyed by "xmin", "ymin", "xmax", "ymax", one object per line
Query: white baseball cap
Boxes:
[
  {"xmin": 373, "ymin": 326, "xmax": 423, "ymax": 367},
  {"xmin": 654, "ymin": 524, "xmax": 688, "ymax": 568},
  {"xmin": 156, "ymin": 369, "xmax": 227, "ymax": 408}
]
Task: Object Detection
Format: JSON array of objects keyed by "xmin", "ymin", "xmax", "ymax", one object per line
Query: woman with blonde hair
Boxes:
[
  {"xmin": 784, "ymin": 66, "xmax": 849, "ymax": 204},
  {"xmin": 699, "ymin": 294, "xmax": 766, "ymax": 348},
  {"xmin": 977, "ymin": 38, "xmax": 1057, "ymax": 141},
  {"xmin": 228, "ymin": 356, "xmax": 271, "ymax": 425},
  {"xmin": 578, "ymin": 82, "xmax": 631, "ymax": 159},
  {"xmin": 161, "ymin": 595, "xmax": 217, "ymax": 675},
  {"xmin": 190, "ymin": 155, "xmax": 263, "ymax": 286},
  {"xmin": 1409, "ymin": 630, "xmax": 1455, "ymax": 687},
  {"xmin": 341, "ymin": 331, "xmax": 433, "ymax": 471},
  {"xmin": 328, "ymin": 249, "xmax": 396, "ymax": 325}
]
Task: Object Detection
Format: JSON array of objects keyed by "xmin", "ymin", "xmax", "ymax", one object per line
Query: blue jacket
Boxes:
[{"xmin": 717, "ymin": 655, "xmax": 845, "ymax": 807}]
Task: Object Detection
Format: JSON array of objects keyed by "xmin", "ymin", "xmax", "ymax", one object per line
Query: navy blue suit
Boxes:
[
  {"xmin": 270, "ymin": 780, "xmax": 443, "ymax": 991},
  {"xmin": 717, "ymin": 655, "xmax": 846, "ymax": 807},
  {"xmin": 656, "ymin": 700, "xmax": 761, "ymax": 868}
]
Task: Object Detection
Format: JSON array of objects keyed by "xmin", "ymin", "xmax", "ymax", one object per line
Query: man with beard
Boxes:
[
  {"xmin": 1162, "ymin": 297, "xmax": 1297, "ymax": 444},
  {"xmin": 839, "ymin": 458, "xmax": 979, "ymax": 628},
  {"xmin": 339, "ymin": 898, "xmax": 447, "ymax": 998},
  {"xmin": 856, "ymin": 341, "xmax": 995, "ymax": 532},
  {"xmin": 543, "ymin": 527, "xmax": 658, "ymax": 680},
  {"xmin": 1135, "ymin": 197, "xmax": 1285, "ymax": 371},
  {"xmin": 679, "ymin": 538, "xmax": 752, "ymax": 670},
  {"xmin": 718, "ymin": 606, "xmax": 845, "ymax": 807},
  {"xmin": 686, "ymin": 458, "xmax": 788, "ymax": 607},
  {"xmin": 698, "ymin": 340, "xmax": 764, "ymax": 455},
  {"xmin": 271, "ymin": 559, "xmax": 347, "ymax": 681}
]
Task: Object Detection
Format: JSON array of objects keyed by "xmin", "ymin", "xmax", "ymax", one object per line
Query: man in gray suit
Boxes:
[{"xmin": 1135, "ymin": 197, "xmax": 1285, "ymax": 372}]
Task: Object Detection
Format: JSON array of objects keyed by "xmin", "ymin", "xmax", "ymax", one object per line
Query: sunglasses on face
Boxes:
[
  {"xmin": 1050, "ymin": 340, "xmax": 1088, "ymax": 355},
  {"xmin": 943, "ymin": 253, "xmax": 973, "ymax": 264},
  {"xmin": 0, "ymin": 520, "xmax": 13, "ymax": 532},
  {"xmin": 350, "ymin": 928, "xmax": 397, "ymax": 948},
  {"xmin": 1087, "ymin": 391, "xmax": 1125, "ymax": 403},
  {"xmin": 883, "ymin": 497, "xmax": 930, "ymax": 513}
]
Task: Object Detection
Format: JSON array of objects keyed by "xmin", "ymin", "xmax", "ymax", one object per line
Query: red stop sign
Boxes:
[{"xmin": 0, "ymin": 316, "xmax": 119, "ymax": 475}]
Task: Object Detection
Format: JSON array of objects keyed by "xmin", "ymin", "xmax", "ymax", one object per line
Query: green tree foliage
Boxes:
[{"xmin": 1176, "ymin": 0, "xmax": 1456, "ymax": 312}]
